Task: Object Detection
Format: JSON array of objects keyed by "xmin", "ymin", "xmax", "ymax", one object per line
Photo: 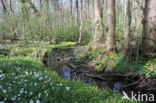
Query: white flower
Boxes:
[
  {"xmin": 0, "ymin": 85, "xmax": 2, "ymax": 89},
  {"xmin": 24, "ymin": 80, "xmax": 28, "ymax": 82},
  {"xmin": 0, "ymin": 70, "xmax": 2, "ymax": 73},
  {"xmin": 39, "ymin": 77, "xmax": 43, "ymax": 81},
  {"xmin": 57, "ymin": 83, "xmax": 63, "ymax": 86},
  {"xmin": 0, "ymin": 74, "xmax": 4, "ymax": 78},
  {"xmin": 30, "ymin": 72, "xmax": 32, "ymax": 75},
  {"xmin": 25, "ymin": 72, "xmax": 29, "ymax": 75},
  {"xmin": 30, "ymin": 92, "xmax": 33, "ymax": 95},
  {"xmin": 44, "ymin": 91, "xmax": 48, "ymax": 96},
  {"xmin": 8, "ymin": 87, "xmax": 11, "ymax": 90},
  {"xmin": 11, "ymin": 97, "xmax": 16, "ymax": 100},
  {"xmin": 36, "ymin": 100, "xmax": 40, "ymax": 103},
  {"xmin": 3, "ymin": 89, "xmax": 7, "ymax": 93},
  {"xmin": 66, "ymin": 87, "xmax": 70, "ymax": 91},
  {"xmin": 38, "ymin": 93, "xmax": 41, "ymax": 97},
  {"xmin": 20, "ymin": 90, "xmax": 24, "ymax": 94},
  {"xmin": 34, "ymin": 74, "xmax": 39, "ymax": 78},
  {"xmin": 34, "ymin": 83, "xmax": 37, "ymax": 86},
  {"xmin": 45, "ymin": 76, "xmax": 48, "ymax": 79},
  {"xmin": 30, "ymin": 100, "xmax": 34, "ymax": 103}
]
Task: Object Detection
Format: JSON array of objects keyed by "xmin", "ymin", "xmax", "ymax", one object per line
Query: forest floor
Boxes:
[{"xmin": 0, "ymin": 41, "xmax": 154, "ymax": 103}]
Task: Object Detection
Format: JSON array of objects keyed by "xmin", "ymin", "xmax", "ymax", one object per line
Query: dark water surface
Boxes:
[{"xmin": 57, "ymin": 65, "xmax": 122, "ymax": 93}]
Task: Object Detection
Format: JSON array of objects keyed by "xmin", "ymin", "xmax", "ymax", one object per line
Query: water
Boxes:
[{"xmin": 58, "ymin": 65, "xmax": 122, "ymax": 93}]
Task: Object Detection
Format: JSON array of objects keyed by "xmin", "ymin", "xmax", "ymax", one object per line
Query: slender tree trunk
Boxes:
[
  {"xmin": 78, "ymin": 0, "xmax": 83, "ymax": 43},
  {"xmin": 7, "ymin": 0, "xmax": 13, "ymax": 14},
  {"xmin": 69, "ymin": 0, "xmax": 73, "ymax": 15},
  {"xmin": 93, "ymin": 0, "xmax": 104, "ymax": 48},
  {"xmin": 75, "ymin": 0, "xmax": 79, "ymax": 41},
  {"xmin": 124, "ymin": 0, "xmax": 132, "ymax": 50},
  {"xmin": 1, "ymin": 0, "xmax": 8, "ymax": 14},
  {"xmin": 76, "ymin": 0, "xmax": 79, "ymax": 25},
  {"xmin": 28, "ymin": 0, "xmax": 40, "ymax": 17},
  {"xmin": 106, "ymin": 0, "xmax": 116, "ymax": 51}
]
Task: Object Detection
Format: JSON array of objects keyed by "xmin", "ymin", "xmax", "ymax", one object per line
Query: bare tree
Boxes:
[{"xmin": 106, "ymin": 0, "xmax": 116, "ymax": 51}]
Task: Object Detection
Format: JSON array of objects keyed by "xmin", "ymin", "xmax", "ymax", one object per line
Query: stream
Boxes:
[
  {"xmin": 43, "ymin": 48, "xmax": 156, "ymax": 103},
  {"xmin": 58, "ymin": 65, "xmax": 122, "ymax": 93}
]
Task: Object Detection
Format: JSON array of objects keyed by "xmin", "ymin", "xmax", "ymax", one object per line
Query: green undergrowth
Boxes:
[
  {"xmin": 108, "ymin": 54, "xmax": 156, "ymax": 77},
  {"xmin": 0, "ymin": 55, "xmax": 137, "ymax": 103},
  {"xmin": 75, "ymin": 49, "xmax": 156, "ymax": 77},
  {"xmin": 0, "ymin": 41, "xmax": 76, "ymax": 58}
]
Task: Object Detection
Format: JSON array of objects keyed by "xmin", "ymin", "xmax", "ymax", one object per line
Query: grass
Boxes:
[{"xmin": 0, "ymin": 42, "xmax": 137, "ymax": 103}]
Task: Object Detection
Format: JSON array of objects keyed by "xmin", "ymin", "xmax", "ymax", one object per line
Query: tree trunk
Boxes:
[
  {"xmin": 124, "ymin": 0, "xmax": 132, "ymax": 51},
  {"xmin": 143, "ymin": 0, "xmax": 156, "ymax": 52},
  {"xmin": 78, "ymin": 0, "xmax": 83, "ymax": 44},
  {"xmin": 93, "ymin": 0, "xmax": 104, "ymax": 48},
  {"xmin": 7, "ymin": 0, "xmax": 13, "ymax": 14},
  {"xmin": 1, "ymin": 0, "xmax": 8, "ymax": 14},
  {"xmin": 69, "ymin": 0, "xmax": 73, "ymax": 15},
  {"xmin": 76, "ymin": 0, "xmax": 79, "ymax": 25},
  {"xmin": 28, "ymin": 0, "xmax": 40, "ymax": 17},
  {"xmin": 106, "ymin": 0, "xmax": 116, "ymax": 51}
]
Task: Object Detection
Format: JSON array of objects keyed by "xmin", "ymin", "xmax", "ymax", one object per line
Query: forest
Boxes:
[{"xmin": 0, "ymin": 0, "xmax": 156, "ymax": 103}]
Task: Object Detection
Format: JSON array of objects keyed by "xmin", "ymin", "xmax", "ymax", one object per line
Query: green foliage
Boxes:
[
  {"xmin": 1, "ymin": 41, "xmax": 76, "ymax": 58},
  {"xmin": 92, "ymin": 59, "xmax": 104, "ymax": 71},
  {"xmin": 87, "ymin": 50, "xmax": 99, "ymax": 59},
  {"xmin": 141, "ymin": 59, "xmax": 156, "ymax": 78},
  {"xmin": 0, "ymin": 12, "xmax": 91, "ymax": 44},
  {"xmin": 109, "ymin": 55, "xmax": 144, "ymax": 72},
  {"xmin": 75, "ymin": 50, "xmax": 99, "ymax": 62},
  {"xmin": 0, "ymin": 55, "xmax": 136, "ymax": 103}
]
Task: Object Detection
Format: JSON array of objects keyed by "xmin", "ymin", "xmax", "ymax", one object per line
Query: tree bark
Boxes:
[
  {"xmin": 106, "ymin": 0, "xmax": 116, "ymax": 51},
  {"xmin": 124, "ymin": 0, "xmax": 132, "ymax": 50},
  {"xmin": 93, "ymin": 0, "xmax": 104, "ymax": 48},
  {"xmin": 78, "ymin": 0, "xmax": 83, "ymax": 44}
]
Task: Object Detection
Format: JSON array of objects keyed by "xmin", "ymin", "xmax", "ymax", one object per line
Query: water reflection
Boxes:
[{"xmin": 58, "ymin": 65, "xmax": 122, "ymax": 93}]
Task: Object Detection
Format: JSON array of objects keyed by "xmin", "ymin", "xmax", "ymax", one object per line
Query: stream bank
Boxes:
[{"xmin": 43, "ymin": 45, "xmax": 156, "ymax": 102}]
